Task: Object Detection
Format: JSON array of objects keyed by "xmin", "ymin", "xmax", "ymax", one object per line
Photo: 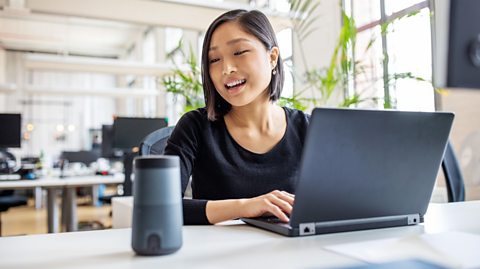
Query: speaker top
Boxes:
[{"xmin": 134, "ymin": 155, "xmax": 179, "ymax": 169}]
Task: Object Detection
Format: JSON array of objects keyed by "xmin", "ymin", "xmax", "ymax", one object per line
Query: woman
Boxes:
[{"xmin": 164, "ymin": 9, "xmax": 309, "ymax": 225}]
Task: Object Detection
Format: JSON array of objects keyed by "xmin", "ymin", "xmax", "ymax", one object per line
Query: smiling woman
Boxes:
[
  {"xmin": 163, "ymin": 9, "xmax": 310, "ymax": 225},
  {"xmin": 207, "ymin": 22, "xmax": 278, "ymax": 110},
  {"xmin": 201, "ymin": 9, "xmax": 285, "ymax": 121}
]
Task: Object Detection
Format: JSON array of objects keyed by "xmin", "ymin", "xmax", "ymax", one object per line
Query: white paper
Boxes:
[{"xmin": 325, "ymin": 231, "xmax": 480, "ymax": 269}]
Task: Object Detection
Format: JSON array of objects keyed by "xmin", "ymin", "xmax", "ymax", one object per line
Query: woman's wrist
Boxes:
[
  {"xmin": 236, "ymin": 198, "xmax": 247, "ymax": 218},
  {"xmin": 206, "ymin": 199, "xmax": 247, "ymax": 224}
]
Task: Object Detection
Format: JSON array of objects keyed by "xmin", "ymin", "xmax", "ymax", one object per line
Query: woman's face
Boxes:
[{"xmin": 207, "ymin": 21, "xmax": 278, "ymax": 108}]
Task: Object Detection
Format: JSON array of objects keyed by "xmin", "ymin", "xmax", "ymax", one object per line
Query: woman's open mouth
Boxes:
[{"xmin": 225, "ymin": 79, "xmax": 246, "ymax": 91}]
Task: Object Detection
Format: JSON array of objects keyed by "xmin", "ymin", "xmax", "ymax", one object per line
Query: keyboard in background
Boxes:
[{"xmin": 0, "ymin": 174, "xmax": 22, "ymax": 181}]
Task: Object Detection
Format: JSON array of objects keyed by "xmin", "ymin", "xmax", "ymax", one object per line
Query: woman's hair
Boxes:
[{"xmin": 201, "ymin": 9, "xmax": 285, "ymax": 121}]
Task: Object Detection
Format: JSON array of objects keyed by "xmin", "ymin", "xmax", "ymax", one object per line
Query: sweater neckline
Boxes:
[{"xmin": 222, "ymin": 107, "xmax": 289, "ymax": 156}]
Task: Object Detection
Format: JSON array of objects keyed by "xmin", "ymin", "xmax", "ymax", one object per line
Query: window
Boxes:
[
  {"xmin": 347, "ymin": 0, "xmax": 434, "ymax": 111},
  {"xmin": 277, "ymin": 28, "xmax": 294, "ymax": 98}
]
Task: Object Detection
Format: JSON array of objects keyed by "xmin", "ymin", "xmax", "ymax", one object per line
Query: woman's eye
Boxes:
[
  {"xmin": 234, "ymin": 50, "xmax": 249, "ymax": 56},
  {"xmin": 209, "ymin": 58, "xmax": 220, "ymax": 64}
]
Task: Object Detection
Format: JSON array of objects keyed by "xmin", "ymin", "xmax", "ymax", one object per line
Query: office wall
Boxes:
[
  {"xmin": 4, "ymin": 51, "xmax": 117, "ymax": 160},
  {"xmin": 0, "ymin": 47, "xmax": 5, "ymax": 83},
  {"xmin": 0, "ymin": 47, "xmax": 6, "ymax": 107},
  {"xmin": 439, "ymin": 90, "xmax": 480, "ymax": 200},
  {"xmin": 292, "ymin": 1, "xmax": 342, "ymax": 110}
]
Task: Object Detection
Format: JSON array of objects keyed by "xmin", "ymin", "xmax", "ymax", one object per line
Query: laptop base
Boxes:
[{"xmin": 241, "ymin": 214, "xmax": 420, "ymax": 237}]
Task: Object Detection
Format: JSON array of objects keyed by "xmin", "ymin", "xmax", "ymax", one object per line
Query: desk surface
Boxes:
[
  {"xmin": 0, "ymin": 174, "xmax": 124, "ymax": 189},
  {"xmin": 1, "ymin": 201, "xmax": 479, "ymax": 269}
]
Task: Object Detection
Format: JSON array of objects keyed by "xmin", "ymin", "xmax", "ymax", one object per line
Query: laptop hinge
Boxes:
[
  {"xmin": 407, "ymin": 214, "xmax": 420, "ymax": 225},
  {"xmin": 313, "ymin": 214, "xmax": 421, "ymax": 229},
  {"xmin": 296, "ymin": 214, "xmax": 420, "ymax": 236}
]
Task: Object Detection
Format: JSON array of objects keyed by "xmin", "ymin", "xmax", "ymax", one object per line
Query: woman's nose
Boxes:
[{"xmin": 222, "ymin": 60, "xmax": 236, "ymax": 75}]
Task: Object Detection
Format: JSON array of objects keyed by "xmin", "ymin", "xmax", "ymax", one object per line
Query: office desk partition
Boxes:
[
  {"xmin": 0, "ymin": 201, "xmax": 479, "ymax": 269},
  {"xmin": 0, "ymin": 174, "xmax": 124, "ymax": 233}
]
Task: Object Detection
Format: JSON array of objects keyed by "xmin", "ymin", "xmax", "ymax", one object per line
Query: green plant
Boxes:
[
  {"xmin": 286, "ymin": 1, "xmax": 365, "ymax": 109},
  {"xmin": 286, "ymin": 0, "xmax": 433, "ymax": 110},
  {"xmin": 303, "ymin": 11, "xmax": 360, "ymax": 107},
  {"xmin": 161, "ymin": 41, "xmax": 204, "ymax": 113}
]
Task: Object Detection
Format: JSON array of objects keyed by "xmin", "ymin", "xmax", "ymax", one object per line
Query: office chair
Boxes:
[
  {"xmin": 60, "ymin": 150, "xmax": 100, "ymax": 167},
  {"xmin": 139, "ymin": 126, "xmax": 175, "ymax": 156},
  {"xmin": 139, "ymin": 125, "xmax": 195, "ymax": 197},
  {"xmin": 0, "ymin": 190, "xmax": 28, "ymax": 236},
  {"xmin": 60, "ymin": 150, "xmax": 101, "ymax": 201},
  {"xmin": 442, "ymin": 141, "xmax": 466, "ymax": 202},
  {"xmin": 99, "ymin": 126, "xmax": 175, "ymax": 207}
]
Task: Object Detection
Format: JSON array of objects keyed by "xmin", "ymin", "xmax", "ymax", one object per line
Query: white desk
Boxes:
[
  {"xmin": 0, "ymin": 174, "xmax": 124, "ymax": 233},
  {"xmin": 0, "ymin": 222, "xmax": 363, "ymax": 269},
  {"xmin": 0, "ymin": 201, "xmax": 478, "ymax": 269}
]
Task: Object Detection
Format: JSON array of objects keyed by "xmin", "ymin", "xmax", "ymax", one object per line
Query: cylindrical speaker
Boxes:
[{"xmin": 131, "ymin": 155, "xmax": 183, "ymax": 255}]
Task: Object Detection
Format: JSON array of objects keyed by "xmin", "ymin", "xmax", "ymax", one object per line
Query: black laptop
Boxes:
[{"xmin": 242, "ymin": 108, "xmax": 454, "ymax": 237}]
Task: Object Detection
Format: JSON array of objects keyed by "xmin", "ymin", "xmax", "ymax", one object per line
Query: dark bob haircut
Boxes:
[{"xmin": 201, "ymin": 9, "xmax": 285, "ymax": 121}]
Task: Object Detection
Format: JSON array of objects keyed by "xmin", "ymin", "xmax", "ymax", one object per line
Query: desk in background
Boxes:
[{"xmin": 0, "ymin": 174, "xmax": 124, "ymax": 233}]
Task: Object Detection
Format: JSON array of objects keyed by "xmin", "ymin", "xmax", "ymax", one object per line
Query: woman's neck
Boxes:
[{"xmin": 226, "ymin": 93, "xmax": 283, "ymax": 134}]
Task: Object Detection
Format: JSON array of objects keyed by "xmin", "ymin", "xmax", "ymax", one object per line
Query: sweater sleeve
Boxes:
[{"xmin": 164, "ymin": 110, "xmax": 210, "ymax": 225}]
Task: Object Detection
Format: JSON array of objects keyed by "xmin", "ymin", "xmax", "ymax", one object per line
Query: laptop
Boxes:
[{"xmin": 242, "ymin": 108, "xmax": 454, "ymax": 237}]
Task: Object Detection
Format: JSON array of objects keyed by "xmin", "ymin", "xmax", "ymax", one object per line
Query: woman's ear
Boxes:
[{"xmin": 269, "ymin": 46, "xmax": 280, "ymax": 69}]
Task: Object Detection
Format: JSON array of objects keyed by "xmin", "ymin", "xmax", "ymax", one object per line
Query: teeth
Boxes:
[{"xmin": 226, "ymin": 79, "xmax": 246, "ymax": 88}]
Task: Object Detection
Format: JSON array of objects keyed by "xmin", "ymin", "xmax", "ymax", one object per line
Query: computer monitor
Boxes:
[
  {"xmin": 60, "ymin": 150, "xmax": 100, "ymax": 166},
  {"xmin": 112, "ymin": 117, "xmax": 168, "ymax": 153},
  {"xmin": 101, "ymin": 124, "xmax": 119, "ymax": 158},
  {"xmin": 0, "ymin": 113, "xmax": 21, "ymax": 148}
]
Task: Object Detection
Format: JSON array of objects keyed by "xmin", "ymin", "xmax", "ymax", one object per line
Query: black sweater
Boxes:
[{"xmin": 164, "ymin": 107, "xmax": 310, "ymax": 224}]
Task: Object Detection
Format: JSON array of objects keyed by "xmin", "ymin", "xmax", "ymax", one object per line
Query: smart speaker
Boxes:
[{"xmin": 131, "ymin": 155, "xmax": 183, "ymax": 255}]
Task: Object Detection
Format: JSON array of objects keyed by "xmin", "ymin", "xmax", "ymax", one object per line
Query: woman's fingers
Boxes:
[
  {"xmin": 279, "ymin": 191, "xmax": 295, "ymax": 205},
  {"xmin": 266, "ymin": 200, "xmax": 290, "ymax": 222},
  {"xmin": 268, "ymin": 193, "xmax": 293, "ymax": 215},
  {"xmin": 281, "ymin": 191, "xmax": 295, "ymax": 198},
  {"xmin": 240, "ymin": 190, "xmax": 296, "ymax": 222},
  {"xmin": 262, "ymin": 190, "xmax": 296, "ymax": 222},
  {"xmin": 270, "ymin": 190, "xmax": 295, "ymax": 206}
]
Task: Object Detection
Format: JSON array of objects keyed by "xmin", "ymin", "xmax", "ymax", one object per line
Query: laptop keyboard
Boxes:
[
  {"xmin": 253, "ymin": 216, "xmax": 291, "ymax": 227},
  {"xmin": 265, "ymin": 217, "xmax": 284, "ymax": 223}
]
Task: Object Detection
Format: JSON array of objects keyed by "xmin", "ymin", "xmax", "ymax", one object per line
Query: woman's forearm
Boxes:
[
  {"xmin": 204, "ymin": 190, "xmax": 294, "ymax": 224},
  {"xmin": 205, "ymin": 199, "xmax": 245, "ymax": 224}
]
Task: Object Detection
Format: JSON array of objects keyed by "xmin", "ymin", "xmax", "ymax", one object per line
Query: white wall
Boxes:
[
  {"xmin": 0, "ymin": 47, "xmax": 5, "ymax": 83},
  {"xmin": 0, "ymin": 47, "xmax": 6, "ymax": 107},
  {"xmin": 4, "ymin": 51, "xmax": 117, "ymax": 161},
  {"xmin": 439, "ymin": 90, "xmax": 480, "ymax": 200},
  {"xmin": 292, "ymin": 1, "xmax": 342, "ymax": 111}
]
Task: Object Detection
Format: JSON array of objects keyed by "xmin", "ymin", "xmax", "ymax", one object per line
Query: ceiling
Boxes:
[{"xmin": 0, "ymin": 0, "xmax": 291, "ymax": 58}]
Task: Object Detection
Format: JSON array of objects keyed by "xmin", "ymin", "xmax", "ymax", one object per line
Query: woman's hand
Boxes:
[
  {"xmin": 238, "ymin": 190, "xmax": 295, "ymax": 222},
  {"xmin": 205, "ymin": 190, "xmax": 295, "ymax": 224}
]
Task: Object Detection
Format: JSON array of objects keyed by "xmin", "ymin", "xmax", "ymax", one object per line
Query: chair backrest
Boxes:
[
  {"xmin": 139, "ymin": 126, "xmax": 175, "ymax": 156},
  {"xmin": 442, "ymin": 141, "xmax": 466, "ymax": 202}
]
